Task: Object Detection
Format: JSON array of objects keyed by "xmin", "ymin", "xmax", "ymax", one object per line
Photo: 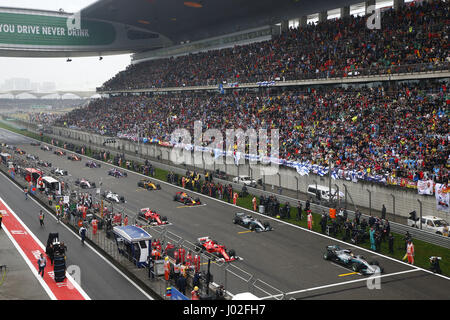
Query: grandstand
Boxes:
[
  {"xmin": 54, "ymin": 0, "xmax": 449, "ymax": 191},
  {"xmin": 1, "ymin": 0, "xmax": 449, "ymax": 303}
]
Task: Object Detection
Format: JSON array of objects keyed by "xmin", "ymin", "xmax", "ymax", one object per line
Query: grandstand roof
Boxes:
[
  {"xmin": 82, "ymin": 0, "xmax": 357, "ymax": 44},
  {"xmin": 8, "ymin": 90, "xmax": 32, "ymax": 96},
  {"xmin": 56, "ymin": 91, "xmax": 96, "ymax": 98}
]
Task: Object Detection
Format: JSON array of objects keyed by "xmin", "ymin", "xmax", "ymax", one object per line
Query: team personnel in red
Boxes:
[
  {"xmin": 406, "ymin": 240, "xmax": 415, "ymax": 264},
  {"xmin": 191, "ymin": 286, "xmax": 200, "ymax": 300},
  {"xmin": 233, "ymin": 192, "xmax": 238, "ymax": 205},
  {"xmin": 91, "ymin": 218, "xmax": 98, "ymax": 235},
  {"xmin": 178, "ymin": 246, "xmax": 186, "ymax": 264},
  {"xmin": 307, "ymin": 210, "xmax": 313, "ymax": 230},
  {"xmin": 193, "ymin": 254, "xmax": 201, "ymax": 273},
  {"xmin": 164, "ymin": 256, "xmax": 171, "ymax": 281}
]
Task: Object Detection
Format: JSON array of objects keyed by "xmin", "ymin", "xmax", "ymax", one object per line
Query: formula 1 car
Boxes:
[
  {"xmin": 107, "ymin": 168, "xmax": 128, "ymax": 178},
  {"xmin": 233, "ymin": 212, "xmax": 272, "ymax": 232},
  {"xmin": 102, "ymin": 190, "xmax": 126, "ymax": 203},
  {"xmin": 30, "ymin": 141, "xmax": 41, "ymax": 146},
  {"xmin": 51, "ymin": 168, "xmax": 68, "ymax": 176},
  {"xmin": 53, "ymin": 150, "xmax": 66, "ymax": 156},
  {"xmin": 85, "ymin": 160, "xmax": 101, "ymax": 168},
  {"xmin": 37, "ymin": 160, "xmax": 52, "ymax": 167},
  {"xmin": 195, "ymin": 236, "xmax": 238, "ymax": 262},
  {"xmin": 138, "ymin": 208, "xmax": 168, "ymax": 225},
  {"xmin": 26, "ymin": 154, "xmax": 39, "ymax": 161},
  {"xmin": 137, "ymin": 179, "xmax": 161, "ymax": 190},
  {"xmin": 14, "ymin": 148, "xmax": 26, "ymax": 155},
  {"xmin": 75, "ymin": 178, "xmax": 96, "ymax": 189},
  {"xmin": 173, "ymin": 192, "xmax": 202, "ymax": 205},
  {"xmin": 67, "ymin": 154, "xmax": 82, "ymax": 161},
  {"xmin": 323, "ymin": 245, "xmax": 384, "ymax": 275},
  {"xmin": 41, "ymin": 145, "xmax": 53, "ymax": 151}
]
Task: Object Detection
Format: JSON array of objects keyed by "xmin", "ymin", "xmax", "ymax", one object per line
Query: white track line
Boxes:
[
  {"xmin": 1, "ymin": 221, "xmax": 57, "ymax": 300},
  {"xmin": 260, "ymin": 269, "xmax": 422, "ymax": 300},
  {"xmin": 0, "ymin": 198, "xmax": 91, "ymax": 300},
  {"xmin": 10, "ymin": 130, "xmax": 450, "ymax": 285},
  {"xmin": 0, "ymin": 170, "xmax": 154, "ymax": 300}
]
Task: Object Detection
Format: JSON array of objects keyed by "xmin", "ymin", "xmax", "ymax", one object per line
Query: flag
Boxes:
[
  {"xmin": 218, "ymin": 83, "xmax": 224, "ymax": 94},
  {"xmin": 296, "ymin": 165, "xmax": 309, "ymax": 176},
  {"xmin": 331, "ymin": 168, "xmax": 339, "ymax": 180},
  {"xmin": 213, "ymin": 148, "xmax": 223, "ymax": 159},
  {"xmin": 234, "ymin": 151, "xmax": 241, "ymax": 165}
]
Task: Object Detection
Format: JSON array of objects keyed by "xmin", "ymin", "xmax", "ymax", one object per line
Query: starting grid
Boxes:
[{"xmin": 1, "ymin": 133, "xmax": 449, "ymax": 300}]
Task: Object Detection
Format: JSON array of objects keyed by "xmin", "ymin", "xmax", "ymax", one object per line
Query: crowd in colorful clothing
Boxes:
[
  {"xmin": 55, "ymin": 80, "xmax": 449, "ymax": 187},
  {"xmin": 98, "ymin": 0, "xmax": 449, "ymax": 91}
]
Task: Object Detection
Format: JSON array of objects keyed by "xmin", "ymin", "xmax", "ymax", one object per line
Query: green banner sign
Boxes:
[{"xmin": 0, "ymin": 12, "xmax": 116, "ymax": 46}]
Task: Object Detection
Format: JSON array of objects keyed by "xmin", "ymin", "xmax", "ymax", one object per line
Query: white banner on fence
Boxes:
[
  {"xmin": 417, "ymin": 180, "xmax": 434, "ymax": 195},
  {"xmin": 435, "ymin": 183, "xmax": 449, "ymax": 212}
]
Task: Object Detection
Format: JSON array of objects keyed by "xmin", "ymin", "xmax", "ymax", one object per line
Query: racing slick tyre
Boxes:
[
  {"xmin": 173, "ymin": 195, "xmax": 178, "ymax": 201},
  {"xmin": 323, "ymin": 252, "xmax": 330, "ymax": 260},
  {"xmin": 263, "ymin": 221, "xmax": 270, "ymax": 229},
  {"xmin": 157, "ymin": 184, "xmax": 161, "ymax": 190},
  {"xmin": 250, "ymin": 224, "xmax": 255, "ymax": 231},
  {"xmin": 162, "ymin": 216, "xmax": 168, "ymax": 222},
  {"xmin": 195, "ymin": 198, "xmax": 201, "ymax": 204},
  {"xmin": 351, "ymin": 263, "xmax": 360, "ymax": 272},
  {"xmin": 228, "ymin": 249, "xmax": 236, "ymax": 258},
  {"xmin": 194, "ymin": 244, "xmax": 202, "ymax": 253},
  {"xmin": 232, "ymin": 218, "xmax": 238, "ymax": 224}
]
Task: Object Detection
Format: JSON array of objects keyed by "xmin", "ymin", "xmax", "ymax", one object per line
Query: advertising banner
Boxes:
[
  {"xmin": 435, "ymin": 183, "xmax": 449, "ymax": 212},
  {"xmin": 417, "ymin": 180, "xmax": 433, "ymax": 195}
]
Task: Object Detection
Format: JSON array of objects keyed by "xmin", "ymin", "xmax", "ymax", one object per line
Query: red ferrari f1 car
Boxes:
[
  {"xmin": 195, "ymin": 236, "xmax": 238, "ymax": 262},
  {"xmin": 138, "ymin": 208, "xmax": 169, "ymax": 226}
]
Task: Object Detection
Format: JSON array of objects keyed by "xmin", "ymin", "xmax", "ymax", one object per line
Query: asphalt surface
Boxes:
[
  {"xmin": 0, "ymin": 227, "xmax": 50, "ymax": 300},
  {"xmin": 1, "ymin": 128, "xmax": 449, "ymax": 300},
  {"xmin": 0, "ymin": 130, "xmax": 153, "ymax": 300}
]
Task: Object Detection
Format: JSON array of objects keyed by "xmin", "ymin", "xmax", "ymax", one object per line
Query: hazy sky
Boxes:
[{"xmin": 0, "ymin": 0, "xmax": 131, "ymax": 91}]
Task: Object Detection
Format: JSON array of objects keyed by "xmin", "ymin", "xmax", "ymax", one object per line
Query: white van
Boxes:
[
  {"xmin": 407, "ymin": 215, "xmax": 449, "ymax": 236},
  {"xmin": 41, "ymin": 176, "xmax": 61, "ymax": 195},
  {"xmin": 307, "ymin": 184, "xmax": 344, "ymax": 201}
]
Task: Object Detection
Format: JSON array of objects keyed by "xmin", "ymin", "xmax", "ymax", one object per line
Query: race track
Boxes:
[{"xmin": 1, "ymin": 128, "xmax": 449, "ymax": 300}]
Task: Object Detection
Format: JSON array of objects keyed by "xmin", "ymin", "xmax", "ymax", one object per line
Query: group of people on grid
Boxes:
[
  {"xmin": 168, "ymin": 170, "xmax": 240, "ymax": 204},
  {"xmin": 150, "ymin": 239, "xmax": 207, "ymax": 299},
  {"xmin": 251, "ymin": 195, "xmax": 420, "ymax": 266}
]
